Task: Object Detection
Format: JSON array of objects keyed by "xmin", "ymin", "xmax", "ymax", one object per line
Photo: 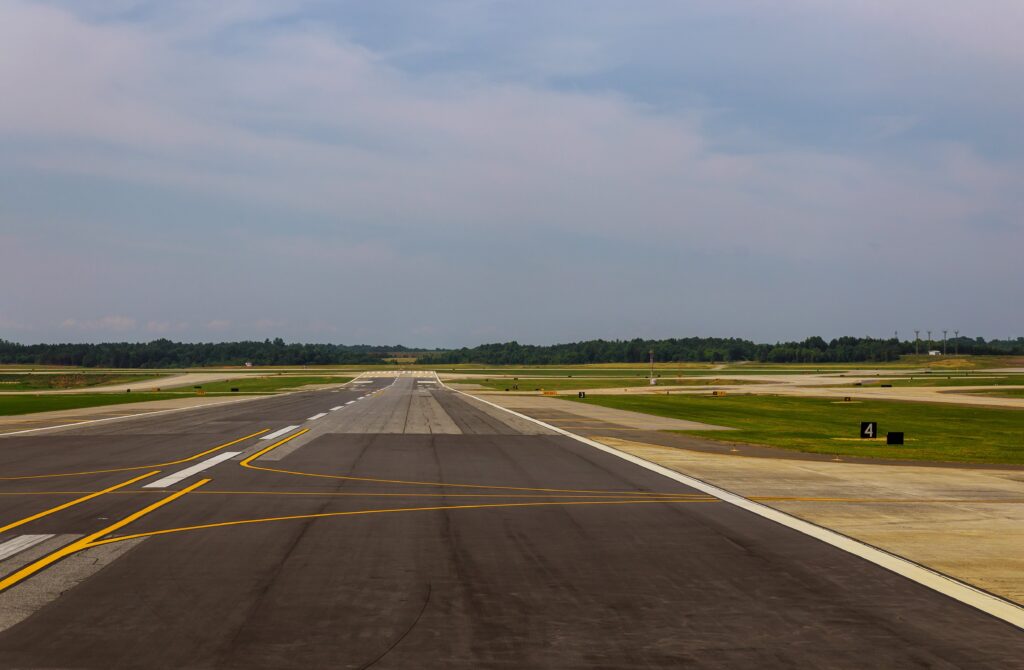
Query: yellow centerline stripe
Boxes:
[
  {"xmin": 0, "ymin": 429, "xmax": 269, "ymax": 480},
  {"xmin": 0, "ymin": 471, "xmax": 160, "ymax": 535},
  {"xmin": 241, "ymin": 430, "xmax": 698, "ymax": 496},
  {"xmin": 90, "ymin": 498, "xmax": 716, "ymax": 546},
  {"xmin": 237, "ymin": 428, "xmax": 310, "ymax": 465},
  {"xmin": 0, "ymin": 479, "xmax": 208, "ymax": 594}
]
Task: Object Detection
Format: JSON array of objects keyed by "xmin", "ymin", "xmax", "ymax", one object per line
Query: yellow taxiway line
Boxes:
[
  {"xmin": 0, "ymin": 490, "xmax": 713, "ymax": 500},
  {"xmin": 0, "ymin": 479, "xmax": 208, "ymax": 593},
  {"xmin": 0, "ymin": 470, "xmax": 160, "ymax": 535},
  {"xmin": 0, "ymin": 429, "xmax": 268, "ymax": 481},
  {"xmin": 90, "ymin": 497, "xmax": 717, "ymax": 547},
  {"xmin": 241, "ymin": 429, "xmax": 699, "ymax": 497},
  {"xmin": 2, "ymin": 491, "xmax": 1019, "ymax": 505}
]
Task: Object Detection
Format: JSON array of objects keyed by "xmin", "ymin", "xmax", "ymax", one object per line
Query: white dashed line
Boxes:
[
  {"xmin": 447, "ymin": 382, "xmax": 1024, "ymax": 631},
  {"xmin": 143, "ymin": 452, "xmax": 241, "ymax": 489},
  {"xmin": 261, "ymin": 425, "xmax": 300, "ymax": 441},
  {"xmin": 307, "ymin": 413, "xmax": 327, "ymax": 421},
  {"xmin": 329, "ymin": 406, "xmax": 344, "ymax": 411}
]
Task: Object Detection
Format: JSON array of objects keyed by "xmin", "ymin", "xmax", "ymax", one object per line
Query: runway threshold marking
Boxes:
[
  {"xmin": 0, "ymin": 471, "xmax": 159, "ymax": 535},
  {"xmin": 446, "ymin": 384, "xmax": 1024, "ymax": 630},
  {"xmin": 143, "ymin": 453, "xmax": 241, "ymax": 489},
  {"xmin": 0, "ymin": 479, "xmax": 208, "ymax": 594},
  {"xmin": 0, "ymin": 429, "xmax": 268, "ymax": 481}
]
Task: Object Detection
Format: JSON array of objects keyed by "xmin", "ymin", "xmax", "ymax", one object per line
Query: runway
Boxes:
[{"xmin": 0, "ymin": 375, "xmax": 1020, "ymax": 668}]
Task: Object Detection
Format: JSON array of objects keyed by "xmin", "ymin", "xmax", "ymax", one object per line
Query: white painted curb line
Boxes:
[{"xmin": 443, "ymin": 376, "xmax": 1024, "ymax": 630}]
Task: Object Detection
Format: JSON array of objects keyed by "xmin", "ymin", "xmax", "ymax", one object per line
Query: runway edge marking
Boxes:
[
  {"xmin": 0, "ymin": 394, "xmax": 276, "ymax": 438},
  {"xmin": 443, "ymin": 377, "xmax": 1024, "ymax": 630}
]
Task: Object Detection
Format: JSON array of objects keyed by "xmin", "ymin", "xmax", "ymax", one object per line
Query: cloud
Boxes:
[
  {"xmin": 60, "ymin": 315, "xmax": 137, "ymax": 332},
  {"xmin": 145, "ymin": 320, "xmax": 189, "ymax": 334},
  {"xmin": 0, "ymin": 1, "xmax": 1021, "ymax": 344}
]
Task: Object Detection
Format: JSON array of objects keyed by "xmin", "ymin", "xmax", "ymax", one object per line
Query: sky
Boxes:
[{"xmin": 1, "ymin": 0, "xmax": 1022, "ymax": 347}]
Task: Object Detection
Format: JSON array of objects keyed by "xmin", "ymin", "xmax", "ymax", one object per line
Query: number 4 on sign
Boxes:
[{"xmin": 860, "ymin": 421, "xmax": 877, "ymax": 439}]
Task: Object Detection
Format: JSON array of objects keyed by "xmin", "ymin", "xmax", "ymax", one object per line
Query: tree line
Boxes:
[
  {"xmin": 1, "ymin": 335, "xmax": 1021, "ymax": 368},
  {"xmin": 0, "ymin": 338, "xmax": 423, "ymax": 368},
  {"xmin": 418, "ymin": 336, "xmax": 1024, "ymax": 365}
]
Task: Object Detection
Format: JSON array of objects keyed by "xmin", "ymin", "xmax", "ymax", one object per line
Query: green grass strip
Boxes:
[
  {"xmin": 571, "ymin": 394, "xmax": 1024, "ymax": 465},
  {"xmin": 0, "ymin": 393, "xmax": 186, "ymax": 417}
]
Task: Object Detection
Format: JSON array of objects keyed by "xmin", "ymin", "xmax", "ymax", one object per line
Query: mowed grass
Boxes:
[
  {"xmin": 451, "ymin": 377, "xmax": 759, "ymax": 391},
  {"xmin": 572, "ymin": 394, "xmax": 1024, "ymax": 464},
  {"xmin": 0, "ymin": 393, "xmax": 184, "ymax": 416},
  {"xmin": 0, "ymin": 373, "xmax": 168, "ymax": 391},
  {"xmin": 184, "ymin": 376, "xmax": 352, "ymax": 394}
]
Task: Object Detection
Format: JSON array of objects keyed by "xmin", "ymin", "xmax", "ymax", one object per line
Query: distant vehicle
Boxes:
[{"xmin": 928, "ymin": 350, "xmax": 942, "ymax": 356}]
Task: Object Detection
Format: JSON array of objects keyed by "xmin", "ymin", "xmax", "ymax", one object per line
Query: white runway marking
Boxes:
[
  {"xmin": 261, "ymin": 425, "xmax": 300, "ymax": 441},
  {"xmin": 446, "ymin": 381, "xmax": 1024, "ymax": 630},
  {"xmin": 0, "ymin": 535, "xmax": 54, "ymax": 561},
  {"xmin": 346, "ymin": 400, "xmax": 356, "ymax": 405},
  {"xmin": 307, "ymin": 413, "xmax": 327, "ymax": 421},
  {"xmin": 143, "ymin": 452, "xmax": 241, "ymax": 488},
  {"xmin": 329, "ymin": 406, "xmax": 344, "ymax": 411},
  {"xmin": 0, "ymin": 396, "xmax": 266, "ymax": 438}
]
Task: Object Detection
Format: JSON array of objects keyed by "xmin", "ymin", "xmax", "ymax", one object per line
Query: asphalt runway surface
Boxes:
[{"xmin": 0, "ymin": 375, "xmax": 1020, "ymax": 668}]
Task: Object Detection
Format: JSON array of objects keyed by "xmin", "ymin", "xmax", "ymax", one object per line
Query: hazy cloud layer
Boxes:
[{"xmin": 1, "ymin": 1, "xmax": 1021, "ymax": 345}]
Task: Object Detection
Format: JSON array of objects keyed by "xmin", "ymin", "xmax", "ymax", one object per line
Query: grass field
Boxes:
[
  {"xmin": 571, "ymin": 394, "xmax": 1024, "ymax": 464},
  {"xmin": 451, "ymin": 377, "xmax": 761, "ymax": 391},
  {"xmin": 183, "ymin": 376, "xmax": 352, "ymax": 394},
  {"xmin": 0, "ymin": 393, "xmax": 184, "ymax": 416},
  {"xmin": 0, "ymin": 373, "xmax": 168, "ymax": 391}
]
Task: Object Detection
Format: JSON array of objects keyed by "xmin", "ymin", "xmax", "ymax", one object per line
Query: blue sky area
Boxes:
[{"xmin": 2, "ymin": 1, "xmax": 1021, "ymax": 346}]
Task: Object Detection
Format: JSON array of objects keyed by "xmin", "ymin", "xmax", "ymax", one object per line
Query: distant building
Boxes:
[{"xmin": 928, "ymin": 350, "xmax": 942, "ymax": 356}]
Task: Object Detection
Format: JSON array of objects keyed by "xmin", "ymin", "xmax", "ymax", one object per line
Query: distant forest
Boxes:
[
  {"xmin": 0, "ymin": 338, "xmax": 423, "ymax": 368},
  {"xmin": 420, "ymin": 336, "xmax": 1024, "ymax": 365},
  {"xmin": 1, "ymin": 336, "xmax": 1022, "ymax": 368}
]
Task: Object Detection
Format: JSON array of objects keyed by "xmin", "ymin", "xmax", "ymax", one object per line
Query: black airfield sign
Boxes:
[{"xmin": 860, "ymin": 421, "xmax": 878, "ymax": 439}]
